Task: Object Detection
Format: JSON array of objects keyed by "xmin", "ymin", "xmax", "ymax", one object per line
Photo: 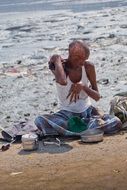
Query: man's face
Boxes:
[{"xmin": 69, "ymin": 45, "xmax": 86, "ymax": 67}]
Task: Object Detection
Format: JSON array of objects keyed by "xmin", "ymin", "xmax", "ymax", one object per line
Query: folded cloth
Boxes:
[
  {"xmin": 1, "ymin": 121, "xmax": 38, "ymax": 142},
  {"xmin": 110, "ymin": 95, "xmax": 127, "ymax": 124}
]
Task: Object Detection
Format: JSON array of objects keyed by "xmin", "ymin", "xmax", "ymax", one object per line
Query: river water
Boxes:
[{"xmin": 0, "ymin": 0, "xmax": 127, "ymax": 13}]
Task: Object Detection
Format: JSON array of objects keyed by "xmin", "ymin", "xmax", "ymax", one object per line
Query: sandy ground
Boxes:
[
  {"xmin": 1, "ymin": 133, "xmax": 127, "ymax": 190},
  {"xmin": 0, "ymin": 1, "xmax": 127, "ymax": 189}
]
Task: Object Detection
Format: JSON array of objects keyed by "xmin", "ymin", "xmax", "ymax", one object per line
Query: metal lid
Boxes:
[{"xmin": 22, "ymin": 133, "xmax": 38, "ymax": 142}]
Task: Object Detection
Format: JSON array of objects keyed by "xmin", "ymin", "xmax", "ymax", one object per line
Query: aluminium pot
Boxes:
[{"xmin": 22, "ymin": 133, "xmax": 39, "ymax": 151}]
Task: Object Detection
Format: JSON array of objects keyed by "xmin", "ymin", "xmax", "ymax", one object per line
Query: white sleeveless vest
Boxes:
[{"xmin": 56, "ymin": 66, "xmax": 91, "ymax": 113}]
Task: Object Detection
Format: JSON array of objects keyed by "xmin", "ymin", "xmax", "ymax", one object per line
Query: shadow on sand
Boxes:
[{"xmin": 18, "ymin": 137, "xmax": 75, "ymax": 155}]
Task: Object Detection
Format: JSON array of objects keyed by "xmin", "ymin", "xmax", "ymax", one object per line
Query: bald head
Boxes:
[{"xmin": 69, "ymin": 40, "xmax": 90, "ymax": 60}]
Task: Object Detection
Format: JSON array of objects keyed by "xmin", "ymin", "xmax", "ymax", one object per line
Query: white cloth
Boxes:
[{"xmin": 56, "ymin": 66, "xmax": 91, "ymax": 113}]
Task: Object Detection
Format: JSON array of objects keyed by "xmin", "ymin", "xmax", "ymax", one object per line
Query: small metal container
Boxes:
[
  {"xmin": 81, "ymin": 128, "xmax": 104, "ymax": 143},
  {"xmin": 22, "ymin": 133, "xmax": 39, "ymax": 151}
]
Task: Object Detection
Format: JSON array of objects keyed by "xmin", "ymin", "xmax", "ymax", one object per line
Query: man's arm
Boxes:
[
  {"xmin": 84, "ymin": 61, "xmax": 101, "ymax": 101},
  {"xmin": 49, "ymin": 55, "xmax": 67, "ymax": 85}
]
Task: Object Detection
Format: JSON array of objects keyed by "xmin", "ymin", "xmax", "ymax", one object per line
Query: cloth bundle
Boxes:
[{"xmin": 110, "ymin": 94, "xmax": 127, "ymax": 124}]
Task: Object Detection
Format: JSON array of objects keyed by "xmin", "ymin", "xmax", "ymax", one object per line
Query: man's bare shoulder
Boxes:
[{"xmin": 84, "ymin": 61, "xmax": 95, "ymax": 72}]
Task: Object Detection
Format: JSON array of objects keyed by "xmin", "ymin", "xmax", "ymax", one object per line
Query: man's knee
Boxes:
[
  {"xmin": 34, "ymin": 116, "xmax": 44, "ymax": 128},
  {"xmin": 103, "ymin": 116, "xmax": 122, "ymax": 134},
  {"xmin": 115, "ymin": 116, "xmax": 122, "ymax": 129}
]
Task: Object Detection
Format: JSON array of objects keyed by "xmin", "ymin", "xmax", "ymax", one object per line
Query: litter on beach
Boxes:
[
  {"xmin": 10, "ymin": 172, "xmax": 23, "ymax": 176},
  {"xmin": 43, "ymin": 138, "xmax": 62, "ymax": 146}
]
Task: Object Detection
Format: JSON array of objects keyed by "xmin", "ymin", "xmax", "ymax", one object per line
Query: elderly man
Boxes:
[{"xmin": 35, "ymin": 40, "xmax": 122, "ymax": 136}]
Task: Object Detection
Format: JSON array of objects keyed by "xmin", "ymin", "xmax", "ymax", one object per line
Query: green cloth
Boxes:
[{"xmin": 67, "ymin": 116, "xmax": 88, "ymax": 133}]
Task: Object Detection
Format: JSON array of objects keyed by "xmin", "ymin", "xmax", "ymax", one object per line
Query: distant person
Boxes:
[{"xmin": 35, "ymin": 40, "xmax": 122, "ymax": 136}]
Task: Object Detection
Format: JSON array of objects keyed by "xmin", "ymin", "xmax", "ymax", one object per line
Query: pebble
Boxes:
[
  {"xmin": 16, "ymin": 60, "xmax": 22, "ymax": 65},
  {"xmin": 98, "ymin": 79, "xmax": 109, "ymax": 85},
  {"xmin": 108, "ymin": 34, "xmax": 115, "ymax": 38},
  {"xmin": 53, "ymin": 102, "xmax": 57, "ymax": 107},
  {"xmin": 24, "ymin": 113, "xmax": 30, "ymax": 117},
  {"xmin": 102, "ymin": 57, "xmax": 106, "ymax": 61}
]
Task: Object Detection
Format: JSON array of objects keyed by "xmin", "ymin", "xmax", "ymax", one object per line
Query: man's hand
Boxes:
[
  {"xmin": 49, "ymin": 54, "xmax": 67, "ymax": 85},
  {"xmin": 66, "ymin": 82, "xmax": 84, "ymax": 103},
  {"xmin": 49, "ymin": 54, "xmax": 63, "ymax": 70}
]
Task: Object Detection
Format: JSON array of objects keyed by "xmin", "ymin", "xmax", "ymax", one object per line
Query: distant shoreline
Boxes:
[{"xmin": 0, "ymin": 0, "xmax": 127, "ymax": 13}]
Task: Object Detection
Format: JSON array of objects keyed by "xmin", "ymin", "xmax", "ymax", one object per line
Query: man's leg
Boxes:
[{"xmin": 34, "ymin": 110, "xmax": 73, "ymax": 136}]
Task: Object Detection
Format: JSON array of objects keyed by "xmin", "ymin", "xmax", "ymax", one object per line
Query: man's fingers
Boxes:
[
  {"xmin": 69, "ymin": 91, "xmax": 79, "ymax": 103},
  {"xmin": 69, "ymin": 91, "xmax": 75, "ymax": 103},
  {"xmin": 74, "ymin": 92, "xmax": 77, "ymax": 103},
  {"xmin": 50, "ymin": 54, "xmax": 61, "ymax": 63},
  {"xmin": 75, "ymin": 93, "xmax": 80, "ymax": 103},
  {"xmin": 66, "ymin": 85, "xmax": 74, "ymax": 99},
  {"xmin": 66, "ymin": 91, "xmax": 71, "ymax": 99},
  {"xmin": 66, "ymin": 83, "xmax": 81, "ymax": 103}
]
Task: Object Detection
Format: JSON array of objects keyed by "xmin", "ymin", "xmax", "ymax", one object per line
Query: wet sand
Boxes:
[{"xmin": 0, "ymin": 6, "xmax": 127, "ymax": 128}]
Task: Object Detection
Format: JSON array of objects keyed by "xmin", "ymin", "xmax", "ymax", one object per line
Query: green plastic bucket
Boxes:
[{"xmin": 67, "ymin": 116, "xmax": 88, "ymax": 133}]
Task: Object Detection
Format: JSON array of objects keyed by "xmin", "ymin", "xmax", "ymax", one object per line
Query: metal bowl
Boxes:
[{"xmin": 80, "ymin": 128, "xmax": 104, "ymax": 143}]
